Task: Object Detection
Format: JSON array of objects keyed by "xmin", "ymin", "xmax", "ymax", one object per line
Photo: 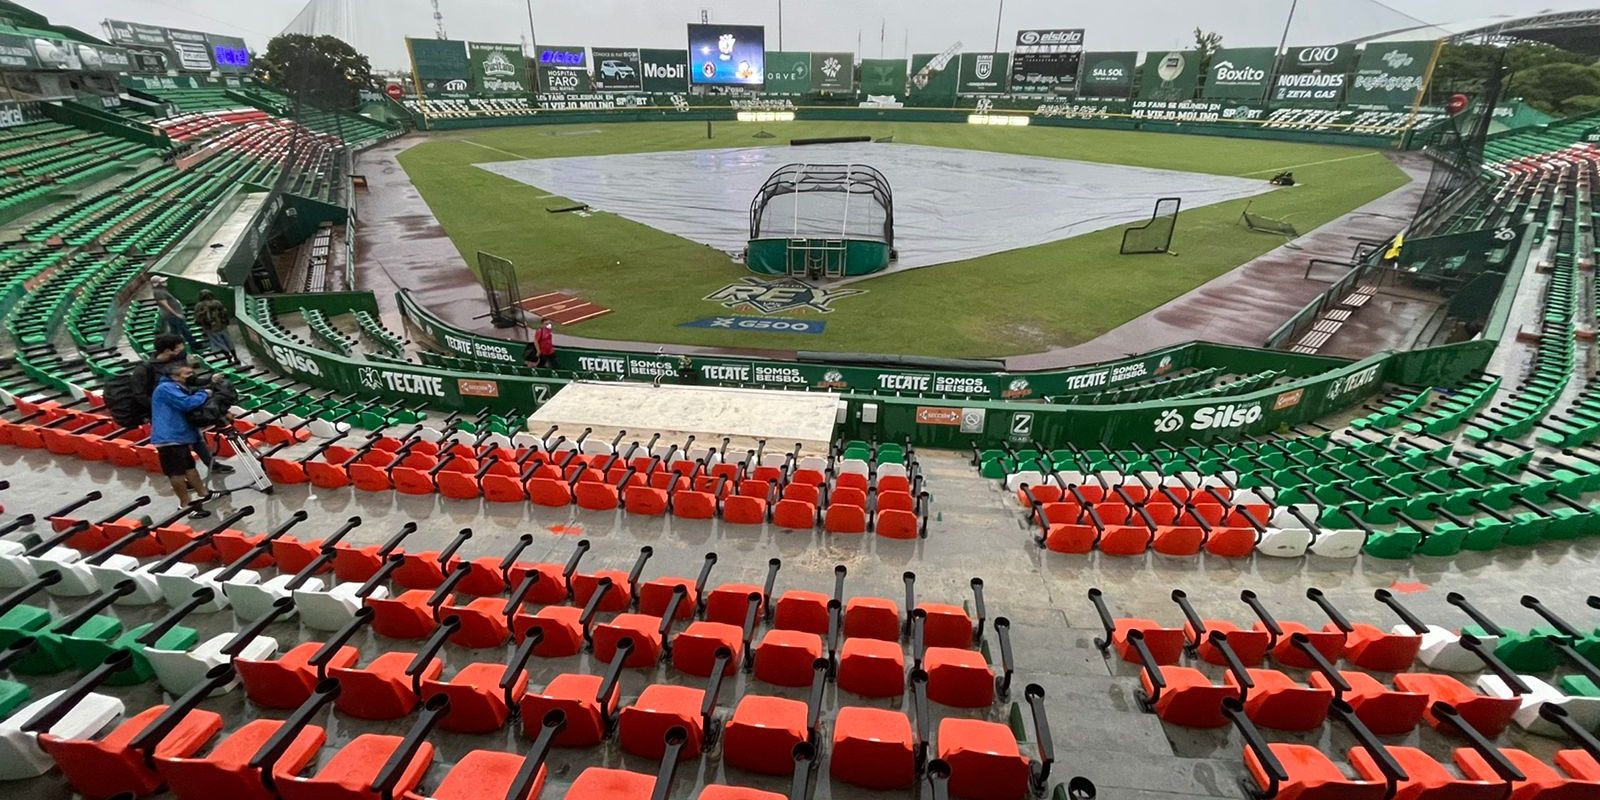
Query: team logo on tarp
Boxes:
[
  {"xmin": 1002, "ymin": 378, "xmax": 1032, "ymax": 399},
  {"xmin": 705, "ymin": 277, "xmax": 865, "ymax": 315},
  {"xmin": 359, "ymin": 367, "xmax": 382, "ymax": 391}
]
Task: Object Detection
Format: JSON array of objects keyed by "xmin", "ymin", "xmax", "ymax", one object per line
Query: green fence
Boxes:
[
  {"xmin": 241, "ymin": 289, "xmax": 1473, "ymax": 448},
  {"xmin": 371, "ymin": 287, "xmax": 1490, "ymax": 448},
  {"xmin": 396, "ymin": 289, "xmax": 1353, "ymax": 401}
]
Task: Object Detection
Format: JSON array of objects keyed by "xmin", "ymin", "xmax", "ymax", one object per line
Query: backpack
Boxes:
[
  {"xmin": 103, "ymin": 362, "xmax": 156, "ymax": 428},
  {"xmin": 186, "ymin": 378, "xmax": 238, "ymax": 429},
  {"xmin": 194, "ymin": 300, "xmax": 227, "ymax": 332}
]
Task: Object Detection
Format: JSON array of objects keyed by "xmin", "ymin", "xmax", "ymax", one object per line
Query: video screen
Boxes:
[{"xmin": 687, "ymin": 24, "xmax": 765, "ymax": 86}]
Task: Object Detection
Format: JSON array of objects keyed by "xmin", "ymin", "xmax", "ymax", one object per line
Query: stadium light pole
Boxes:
[
  {"xmin": 525, "ymin": 0, "xmax": 539, "ymax": 50},
  {"xmin": 777, "ymin": 0, "xmax": 783, "ymax": 50},
  {"xmin": 1275, "ymin": 0, "xmax": 1299, "ymax": 56},
  {"xmin": 992, "ymin": 0, "xmax": 1005, "ymax": 54}
]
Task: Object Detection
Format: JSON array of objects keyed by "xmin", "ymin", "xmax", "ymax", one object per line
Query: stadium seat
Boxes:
[
  {"xmin": 617, "ymin": 647, "xmax": 732, "ymax": 760},
  {"xmin": 518, "ymin": 637, "xmax": 632, "ymax": 747}
]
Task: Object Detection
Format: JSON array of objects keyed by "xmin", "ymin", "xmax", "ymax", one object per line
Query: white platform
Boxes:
[{"xmin": 528, "ymin": 381, "xmax": 840, "ymax": 457}]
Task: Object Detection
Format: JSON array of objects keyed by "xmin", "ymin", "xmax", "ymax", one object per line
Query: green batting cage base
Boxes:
[{"xmin": 746, "ymin": 237, "xmax": 893, "ymax": 277}]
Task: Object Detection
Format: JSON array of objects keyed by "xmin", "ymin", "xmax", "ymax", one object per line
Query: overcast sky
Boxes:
[{"xmin": 45, "ymin": 0, "xmax": 1599, "ymax": 70}]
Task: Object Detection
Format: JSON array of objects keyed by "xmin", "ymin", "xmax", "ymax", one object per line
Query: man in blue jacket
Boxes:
[{"xmin": 152, "ymin": 362, "xmax": 214, "ymax": 518}]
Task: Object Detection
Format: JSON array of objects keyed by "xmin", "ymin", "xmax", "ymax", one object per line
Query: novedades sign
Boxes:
[{"xmin": 1272, "ymin": 43, "xmax": 1352, "ymax": 108}]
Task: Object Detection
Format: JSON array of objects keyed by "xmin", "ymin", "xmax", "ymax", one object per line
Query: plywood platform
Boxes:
[{"xmin": 528, "ymin": 381, "xmax": 840, "ymax": 456}]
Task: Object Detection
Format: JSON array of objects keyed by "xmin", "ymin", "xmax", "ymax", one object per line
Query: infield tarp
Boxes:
[{"xmin": 476, "ymin": 142, "xmax": 1273, "ymax": 276}]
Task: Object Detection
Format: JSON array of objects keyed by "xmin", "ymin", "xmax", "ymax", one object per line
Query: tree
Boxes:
[
  {"xmin": 1192, "ymin": 28, "xmax": 1224, "ymax": 95},
  {"xmin": 1565, "ymin": 95, "xmax": 1600, "ymax": 115},
  {"xmin": 253, "ymin": 34, "xmax": 374, "ymax": 110},
  {"xmin": 1428, "ymin": 41, "xmax": 1595, "ymax": 113},
  {"xmin": 1193, "ymin": 28, "xmax": 1224, "ymax": 68},
  {"xmin": 1505, "ymin": 62, "xmax": 1600, "ymax": 115}
]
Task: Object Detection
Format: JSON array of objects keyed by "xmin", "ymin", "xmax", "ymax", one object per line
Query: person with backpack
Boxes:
[
  {"xmin": 193, "ymin": 290, "xmax": 238, "ymax": 365},
  {"xmin": 146, "ymin": 334, "xmax": 231, "ymax": 475},
  {"xmin": 104, "ymin": 334, "xmax": 186, "ymax": 433},
  {"xmin": 150, "ymin": 276, "xmax": 201, "ymax": 351},
  {"xmin": 151, "ymin": 362, "xmax": 215, "ymax": 518}
]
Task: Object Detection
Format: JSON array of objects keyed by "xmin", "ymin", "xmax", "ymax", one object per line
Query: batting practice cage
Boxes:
[{"xmin": 746, "ymin": 163, "xmax": 896, "ymax": 278}]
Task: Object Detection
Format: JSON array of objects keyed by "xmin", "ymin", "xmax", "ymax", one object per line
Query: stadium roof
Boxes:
[
  {"xmin": 0, "ymin": 0, "xmax": 108, "ymax": 46},
  {"xmin": 1360, "ymin": 7, "xmax": 1600, "ymax": 54}
]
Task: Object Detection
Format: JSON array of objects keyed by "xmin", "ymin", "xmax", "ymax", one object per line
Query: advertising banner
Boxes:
[
  {"xmin": 764, "ymin": 51, "xmax": 811, "ymax": 94},
  {"xmin": 957, "ymin": 52, "xmax": 1010, "ymax": 94},
  {"xmin": 811, "ymin": 52, "xmax": 855, "ymax": 93},
  {"xmin": 161, "ymin": 27, "xmax": 215, "ymax": 71},
  {"xmin": 591, "ymin": 47, "xmax": 643, "ymax": 92},
  {"xmin": 468, "ymin": 42, "xmax": 529, "ymax": 95},
  {"xmin": 1203, "ymin": 46, "xmax": 1275, "ymax": 100},
  {"xmin": 860, "ymin": 58, "xmax": 907, "ymax": 95},
  {"xmin": 204, "ymin": 34, "xmax": 250, "ymax": 72},
  {"xmin": 0, "ymin": 34, "xmax": 37, "ymax": 69},
  {"xmin": 909, "ymin": 52, "xmax": 960, "ymax": 99},
  {"xmin": 536, "ymin": 45, "xmax": 591, "ymax": 94},
  {"xmin": 535, "ymin": 44, "xmax": 586, "ymax": 70},
  {"xmin": 408, "ymin": 38, "xmax": 471, "ymax": 97},
  {"xmin": 688, "ymin": 23, "xmax": 765, "ymax": 86},
  {"xmin": 1138, "ymin": 50, "xmax": 1199, "ymax": 102},
  {"xmin": 1078, "ymin": 51, "xmax": 1136, "ymax": 97},
  {"xmin": 1272, "ymin": 44, "xmax": 1355, "ymax": 108},
  {"xmin": 1011, "ymin": 28, "xmax": 1084, "ymax": 95},
  {"xmin": 1345, "ymin": 40, "xmax": 1438, "ymax": 107},
  {"xmin": 106, "ymin": 19, "xmax": 233, "ymax": 72},
  {"xmin": 639, "ymin": 48, "xmax": 689, "ymax": 93},
  {"xmin": 75, "ymin": 42, "xmax": 134, "ymax": 73}
]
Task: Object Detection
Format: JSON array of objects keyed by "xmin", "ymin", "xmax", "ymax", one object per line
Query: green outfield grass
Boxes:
[{"xmin": 398, "ymin": 121, "xmax": 1408, "ymax": 358}]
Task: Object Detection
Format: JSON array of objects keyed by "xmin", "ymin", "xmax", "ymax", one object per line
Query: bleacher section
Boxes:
[
  {"xmin": 0, "ymin": 121, "xmax": 156, "ymax": 222},
  {"xmin": 1089, "ymin": 585, "xmax": 1600, "ymax": 798},
  {"xmin": 967, "ymin": 118, "xmax": 1600, "ymax": 563},
  {"xmin": 0, "ymin": 481, "xmax": 1054, "ymax": 799}
]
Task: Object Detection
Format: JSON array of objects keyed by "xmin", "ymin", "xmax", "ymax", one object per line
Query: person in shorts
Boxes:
[{"xmin": 151, "ymin": 362, "xmax": 213, "ymax": 517}]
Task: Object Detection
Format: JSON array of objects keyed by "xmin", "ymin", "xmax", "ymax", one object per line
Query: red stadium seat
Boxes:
[{"xmin": 830, "ymin": 707, "xmax": 916, "ymax": 790}]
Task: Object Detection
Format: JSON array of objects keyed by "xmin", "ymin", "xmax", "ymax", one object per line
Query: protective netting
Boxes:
[{"xmin": 1120, "ymin": 197, "xmax": 1180, "ymax": 255}]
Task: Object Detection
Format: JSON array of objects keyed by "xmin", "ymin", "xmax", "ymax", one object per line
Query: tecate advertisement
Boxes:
[{"xmin": 688, "ymin": 23, "xmax": 765, "ymax": 86}]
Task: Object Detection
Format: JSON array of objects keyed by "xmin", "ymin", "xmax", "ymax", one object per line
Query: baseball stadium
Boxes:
[{"xmin": 0, "ymin": 0, "xmax": 1598, "ymax": 798}]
